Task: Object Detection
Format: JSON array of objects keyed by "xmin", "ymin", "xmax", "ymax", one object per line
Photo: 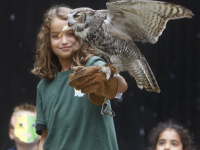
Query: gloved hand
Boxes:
[{"xmin": 69, "ymin": 64, "xmax": 118, "ymax": 106}]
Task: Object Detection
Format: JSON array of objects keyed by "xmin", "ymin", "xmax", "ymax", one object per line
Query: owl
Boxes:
[{"xmin": 67, "ymin": 0, "xmax": 193, "ymax": 93}]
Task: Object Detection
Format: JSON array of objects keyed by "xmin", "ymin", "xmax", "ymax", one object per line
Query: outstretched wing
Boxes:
[{"xmin": 104, "ymin": 1, "xmax": 194, "ymax": 43}]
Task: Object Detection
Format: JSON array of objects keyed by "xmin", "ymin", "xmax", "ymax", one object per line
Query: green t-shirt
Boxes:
[{"xmin": 36, "ymin": 56, "xmax": 119, "ymax": 150}]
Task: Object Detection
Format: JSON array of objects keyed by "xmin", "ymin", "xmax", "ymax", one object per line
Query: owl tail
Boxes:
[{"xmin": 129, "ymin": 57, "xmax": 160, "ymax": 93}]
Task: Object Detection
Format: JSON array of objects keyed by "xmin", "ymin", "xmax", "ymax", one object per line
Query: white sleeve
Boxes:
[
  {"xmin": 114, "ymin": 74, "xmax": 123, "ymax": 99},
  {"xmin": 115, "ymin": 93, "xmax": 123, "ymax": 98}
]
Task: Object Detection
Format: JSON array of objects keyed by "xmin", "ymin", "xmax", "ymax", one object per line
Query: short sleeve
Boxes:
[
  {"xmin": 86, "ymin": 56, "xmax": 105, "ymax": 67},
  {"xmin": 92, "ymin": 59, "xmax": 105, "ymax": 67},
  {"xmin": 36, "ymin": 88, "xmax": 46, "ymax": 134}
]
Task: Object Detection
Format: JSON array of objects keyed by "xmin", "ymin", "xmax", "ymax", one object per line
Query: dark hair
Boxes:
[{"xmin": 149, "ymin": 120, "xmax": 195, "ymax": 150}]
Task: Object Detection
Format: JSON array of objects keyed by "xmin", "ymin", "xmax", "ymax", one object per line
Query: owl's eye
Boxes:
[{"xmin": 74, "ymin": 13, "xmax": 80, "ymax": 18}]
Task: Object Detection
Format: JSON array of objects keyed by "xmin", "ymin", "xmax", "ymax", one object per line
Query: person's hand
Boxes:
[{"xmin": 69, "ymin": 64, "xmax": 118, "ymax": 106}]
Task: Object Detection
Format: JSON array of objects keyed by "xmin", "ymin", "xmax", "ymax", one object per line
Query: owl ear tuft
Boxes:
[{"xmin": 87, "ymin": 10, "xmax": 95, "ymax": 16}]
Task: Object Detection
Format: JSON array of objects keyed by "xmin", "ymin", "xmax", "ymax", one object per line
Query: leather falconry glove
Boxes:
[{"xmin": 69, "ymin": 64, "xmax": 118, "ymax": 106}]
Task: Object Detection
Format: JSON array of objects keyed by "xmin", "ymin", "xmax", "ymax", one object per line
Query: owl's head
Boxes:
[{"xmin": 68, "ymin": 8, "xmax": 95, "ymax": 32}]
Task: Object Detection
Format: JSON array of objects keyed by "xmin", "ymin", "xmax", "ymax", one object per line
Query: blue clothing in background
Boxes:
[{"xmin": 7, "ymin": 147, "xmax": 16, "ymax": 150}]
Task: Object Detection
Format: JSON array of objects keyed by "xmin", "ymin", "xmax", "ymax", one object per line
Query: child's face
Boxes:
[
  {"xmin": 156, "ymin": 129, "xmax": 183, "ymax": 150},
  {"xmin": 9, "ymin": 111, "xmax": 40, "ymax": 145},
  {"xmin": 50, "ymin": 16, "xmax": 77, "ymax": 61}
]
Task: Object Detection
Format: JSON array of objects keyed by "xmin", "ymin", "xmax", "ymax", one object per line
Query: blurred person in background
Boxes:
[
  {"xmin": 8, "ymin": 103, "xmax": 40, "ymax": 150},
  {"xmin": 148, "ymin": 120, "xmax": 195, "ymax": 150}
]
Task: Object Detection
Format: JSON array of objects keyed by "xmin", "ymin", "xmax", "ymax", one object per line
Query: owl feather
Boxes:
[{"xmin": 67, "ymin": 0, "xmax": 193, "ymax": 93}]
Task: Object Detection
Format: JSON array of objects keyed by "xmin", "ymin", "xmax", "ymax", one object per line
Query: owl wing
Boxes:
[{"xmin": 104, "ymin": 1, "xmax": 193, "ymax": 43}]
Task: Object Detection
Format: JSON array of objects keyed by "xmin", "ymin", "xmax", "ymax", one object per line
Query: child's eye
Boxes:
[
  {"xmin": 68, "ymin": 32, "xmax": 75, "ymax": 36},
  {"xmin": 158, "ymin": 141, "xmax": 165, "ymax": 146},
  {"xmin": 53, "ymin": 35, "xmax": 59, "ymax": 38},
  {"xmin": 51, "ymin": 34, "xmax": 60, "ymax": 38},
  {"xmin": 172, "ymin": 142, "xmax": 178, "ymax": 146}
]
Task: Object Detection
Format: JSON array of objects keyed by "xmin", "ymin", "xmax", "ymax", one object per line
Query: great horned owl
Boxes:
[{"xmin": 67, "ymin": 0, "xmax": 193, "ymax": 93}]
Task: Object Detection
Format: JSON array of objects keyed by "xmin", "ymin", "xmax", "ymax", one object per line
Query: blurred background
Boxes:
[{"xmin": 1, "ymin": 0, "xmax": 199, "ymax": 149}]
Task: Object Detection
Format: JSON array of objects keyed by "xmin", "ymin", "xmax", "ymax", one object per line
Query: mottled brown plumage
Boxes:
[{"xmin": 67, "ymin": 0, "xmax": 193, "ymax": 93}]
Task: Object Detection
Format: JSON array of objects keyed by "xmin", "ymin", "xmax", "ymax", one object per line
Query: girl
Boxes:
[
  {"xmin": 149, "ymin": 121, "xmax": 195, "ymax": 150},
  {"xmin": 32, "ymin": 5, "xmax": 127, "ymax": 150}
]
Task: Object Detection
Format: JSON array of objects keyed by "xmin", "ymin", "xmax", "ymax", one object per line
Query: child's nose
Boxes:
[
  {"xmin": 61, "ymin": 35, "xmax": 68, "ymax": 44},
  {"xmin": 164, "ymin": 143, "xmax": 170, "ymax": 150}
]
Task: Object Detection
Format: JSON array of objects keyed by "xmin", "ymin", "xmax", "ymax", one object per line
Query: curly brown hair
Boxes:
[
  {"xmin": 148, "ymin": 120, "xmax": 195, "ymax": 150},
  {"xmin": 31, "ymin": 5, "xmax": 100, "ymax": 79}
]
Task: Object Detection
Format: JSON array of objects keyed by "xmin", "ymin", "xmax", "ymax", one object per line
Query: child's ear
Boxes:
[
  {"xmin": 11, "ymin": 116, "xmax": 17, "ymax": 126},
  {"xmin": 9, "ymin": 128, "xmax": 15, "ymax": 140}
]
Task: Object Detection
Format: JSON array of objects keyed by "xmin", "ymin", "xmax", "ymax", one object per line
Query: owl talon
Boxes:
[{"xmin": 98, "ymin": 64, "xmax": 111, "ymax": 81}]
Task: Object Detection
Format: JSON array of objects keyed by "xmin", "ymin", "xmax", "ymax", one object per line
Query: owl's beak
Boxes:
[{"xmin": 68, "ymin": 21, "xmax": 74, "ymax": 27}]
